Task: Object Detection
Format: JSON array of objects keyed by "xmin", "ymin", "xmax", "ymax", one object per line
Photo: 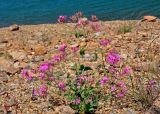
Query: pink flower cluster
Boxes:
[
  {"xmin": 91, "ymin": 15, "xmax": 98, "ymax": 22},
  {"xmin": 77, "ymin": 75, "xmax": 87, "ymax": 86},
  {"xmin": 70, "ymin": 12, "xmax": 83, "ymax": 23},
  {"xmin": 58, "ymin": 82, "xmax": 66, "ymax": 91},
  {"xmin": 21, "ymin": 69, "xmax": 33, "ymax": 81},
  {"xmin": 39, "ymin": 62, "xmax": 50, "ymax": 72},
  {"xmin": 58, "ymin": 16, "xmax": 66, "ymax": 23},
  {"xmin": 73, "ymin": 98, "xmax": 81, "ymax": 105},
  {"xmin": 77, "ymin": 18, "xmax": 89, "ymax": 27},
  {"xmin": 52, "ymin": 53, "xmax": 67, "ymax": 63},
  {"xmin": 99, "ymin": 39, "xmax": 111, "ymax": 46},
  {"xmin": 58, "ymin": 44, "xmax": 67, "ymax": 52},
  {"xmin": 34, "ymin": 84, "xmax": 48, "ymax": 97},
  {"xmin": 106, "ymin": 51, "xmax": 120, "ymax": 65},
  {"xmin": 99, "ymin": 76, "xmax": 109, "ymax": 86},
  {"xmin": 111, "ymin": 81, "xmax": 127, "ymax": 98},
  {"xmin": 119, "ymin": 66, "xmax": 131, "ymax": 76}
]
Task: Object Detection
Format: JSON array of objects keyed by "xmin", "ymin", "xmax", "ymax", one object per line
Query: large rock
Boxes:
[
  {"xmin": 9, "ymin": 24, "xmax": 19, "ymax": 31},
  {"xmin": 9, "ymin": 50, "xmax": 27, "ymax": 61},
  {"xmin": 142, "ymin": 16, "xmax": 157, "ymax": 22},
  {"xmin": 0, "ymin": 57, "xmax": 18, "ymax": 74},
  {"xmin": 0, "ymin": 39, "xmax": 8, "ymax": 49}
]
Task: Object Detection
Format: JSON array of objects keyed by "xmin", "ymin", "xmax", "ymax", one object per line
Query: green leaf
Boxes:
[
  {"xmin": 84, "ymin": 66, "xmax": 92, "ymax": 71},
  {"xmin": 80, "ymin": 48, "xmax": 85, "ymax": 57},
  {"xmin": 79, "ymin": 65, "xmax": 85, "ymax": 70},
  {"xmin": 89, "ymin": 108, "xmax": 94, "ymax": 111},
  {"xmin": 94, "ymin": 53, "xmax": 98, "ymax": 60},
  {"xmin": 79, "ymin": 65, "xmax": 92, "ymax": 71},
  {"xmin": 47, "ymin": 81, "xmax": 51, "ymax": 85}
]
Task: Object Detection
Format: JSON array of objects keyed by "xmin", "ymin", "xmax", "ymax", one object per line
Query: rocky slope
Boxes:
[{"xmin": 0, "ymin": 20, "xmax": 160, "ymax": 114}]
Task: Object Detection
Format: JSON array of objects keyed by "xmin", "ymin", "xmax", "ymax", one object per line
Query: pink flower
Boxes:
[
  {"xmin": 58, "ymin": 82, "xmax": 66, "ymax": 91},
  {"xmin": 70, "ymin": 15, "xmax": 78, "ymax": 23},
  {"xmin": 52, "ymin": 53, "xmax": 67, "ymax": 63},
  {"xmin": 91, "ymin": 15, "xmax": 98, "ymax": 22},
  {"xmin": 38, "ymin": 73, "xmax": 45, "ymax": 79},
  {"xmin": 111, "ymin": 86, "xmax": 116, "ymax": 92},
  {"xmin": 33, "ymin": 89, "xmax": 39, "ymax": 95},
  {"xmin": 106, "ymin": 51, "xmax": 120, "ymax": 65},
  {"xmin": 73, "ymin": 98, "xmax": 81, "ymax": 105},
  {"xmin": 100, "ymin": 76, "xmax": 109, "ymax": 86},
  {"xmin": 39, "ymin": 84, "xmax": 48, "ymax": 97},
  {"xmin": 39, "ymin": 62, "xmax": 50, "ymax": 72},
  {"xmin": 149, "ymin": 80, "xmax": 156, "ymax": 86},
  {"xmin": 117, "ymin": 81, "xmax": 125, "ymax": 87},
  {"xmin": 77, "ymin": 76, "xmax": 87, "ymax": 86},
  {"xmin": 117, "ymin": 81, "xmax": 127, "ymax": 92},
  {"xmin": 108, "ymin": 66, "xmax": 117, "ymax": 73},
  {"xmin": 21, "ymin": 69, "xmax": 33, "ymax": 81},
  {"xmin": 21, "ymin": 69, "xmax": 28, "ymax": 77},
  {"xmin": 58, "ymin": 16, "xmax": 66, "ymax": 23},
  {"xmin": 99, "ymin": 39, "xmax": 111, "ymax": 46},
  {"xmin": 58, "ymin": 44, "xmax": 67, "ymax": 52},
  {"xmin": 119, "ymin": 67, "xmax": 131, "ymax": 76},
  {"xmin": 53, "ymin": 55, "xmax": 61, "ymax": 62},
  {"xmin": 116, "ymin": 92, "xmax": 125, "ymax": 98},
  {"xmin": 33, "ymin": 85, "xmax": 48, "ymax": 97},
  {"xmin": 27, "ymin": 75, "xmax": 33, "ymax": 81},
  {"xmin": 77, "ymin": 18, "xmax": 88, "ymax": 27}
]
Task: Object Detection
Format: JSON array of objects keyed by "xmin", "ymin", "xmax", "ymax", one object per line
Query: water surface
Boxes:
[{"xmin": 0, "ymin": 0, "xmax": 160, "ymax": 27}]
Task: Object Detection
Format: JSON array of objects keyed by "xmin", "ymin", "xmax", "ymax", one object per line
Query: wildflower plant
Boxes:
[{"xmin": 20, "ymin": 12, "xmax": 160, "ymax": 113}]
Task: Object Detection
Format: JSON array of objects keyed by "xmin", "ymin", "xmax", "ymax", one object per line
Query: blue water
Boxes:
[{"xmin": 0, "ymin": 0, "xmax": 160, "ymax": 27}]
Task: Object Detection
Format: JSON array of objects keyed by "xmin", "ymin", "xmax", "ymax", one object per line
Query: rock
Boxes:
[
  {"xmin": 19, "ymin": 62, "xmax": 28, "ymax": 68},
  {"xmin": 9, "ymin": 24, "xmax": 19, "ymax": 31},
  {"xmin": 0, "ymin": 72, "xmax": 8, "ymax": 83},
  {"xmin": 109, "ymin": 109, "xmax": 118, "ymax": 114},
  {"xmin": 54, "ymin": 105, "xmax": 75, "ymax": 114},
  {"xmin": 147, "ymin": 94, "xmax": 160, "ymax": 114},
  {"xmin": 9, "ymin": 50, "xmax": 27, "ymax": 61},
  {"xmin": 0, "ymin": 39, "xmax": 8, "ymax": 44},
  {"xmin": 33, "ymin": 45, "xmax": 47, "ymax": 55},
  {"xmin": 138, "ymin": 31, "xmax": 148, "ymax": 37},
  {"xmin": 0, "ymin": 43, "xmax": 7, "ymax": 49},
  {"xmin": 31, "ymin": 56, "xmax": 44, "ymax": 62},
  {"xmin": 0, "ymin": 57, "xmax": 18, "ymax": 74},
  {"xmin": 142, "ymin": 16, "xmax": 157, "ymax": 22},
  {"xmin": 13, "ymin": 62, "xmax": 20, "ymax": 68},
  {"xmin": 116, "ymin": 35, "xmax": 123, "ymax": 39},
  {"xmin": 35, "ymin": 32, "xmax": 43, "ymax": 37},
  {"xmin": 123, "ymin": 108, "xmax": 137, "ymax": 114},
  {"xmin": 147, "ymin": 106, "xmax": 160, "ymax": 114},
  {"xmin": 27, "ymin": 40, "xmax": 38, "ymax": 45},
  {"xmin": 0, "ymin": 84, "xmax": 7, "ymax": 95},
  {"xmin": 6, "ymin": 98, "xmax": 17, "ymax": 107},
  {"xmin": 83, "ymin": 53, "xmax": 96, "ymax": 61},
  {"xmin": 0, "ymin": 40, "xmax": 8, "ymax": 49}
]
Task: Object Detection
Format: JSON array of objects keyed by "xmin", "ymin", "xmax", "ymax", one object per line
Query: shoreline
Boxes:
[{"xmin": 0, "ymin": 20, "xmax": 140, "ymax": 29}]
